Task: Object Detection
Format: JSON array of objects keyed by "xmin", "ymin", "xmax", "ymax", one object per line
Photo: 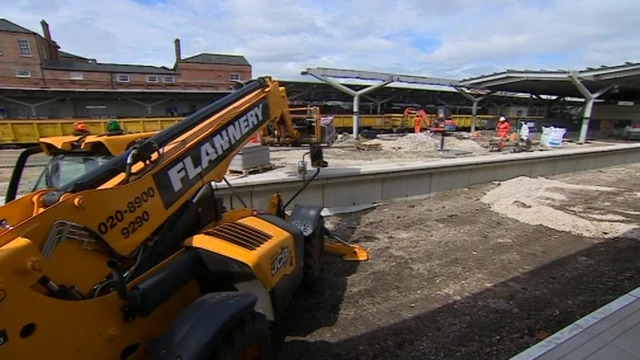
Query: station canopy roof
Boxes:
[
  {"xmin": 276, "ymin": 78, "xmax": 529, "ymax": 109},
  {"xmin": 459, "ymin": 62, "xmax": 640, "ymax": 101},
  {"xmin": 279, "ymin": 74, "xmax": 452, "ymax": 104},
  {"xmin": 279, "ymin": 67, "xmax": 542, "ymax": 107}
]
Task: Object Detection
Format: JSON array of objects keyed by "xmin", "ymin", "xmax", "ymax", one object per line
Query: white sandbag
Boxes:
[{"xmin": 541, "ymin": 126, "xmax": 566, "ymax": 148}]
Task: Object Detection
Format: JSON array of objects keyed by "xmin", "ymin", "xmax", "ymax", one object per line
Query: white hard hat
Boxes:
[{"xmin": 499, "ymin": 116, "xmax": 506, "ymax": 121}]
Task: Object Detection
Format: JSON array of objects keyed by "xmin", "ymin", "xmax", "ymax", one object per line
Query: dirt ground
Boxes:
[
  {"xmin": 1, "ymin": 141, "xmax": 640, "ymax": 359},
  {"xmin": 275, "ymin": 163, "xmax": 640, "ymax": 360}
]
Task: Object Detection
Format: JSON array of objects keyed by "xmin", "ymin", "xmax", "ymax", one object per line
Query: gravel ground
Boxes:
[{"xmin": 275, "ymin": 163, "xmax": 640, "ymax": 360}]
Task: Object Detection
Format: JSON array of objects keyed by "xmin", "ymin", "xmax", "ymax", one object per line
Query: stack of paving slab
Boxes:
[{"xmin": 229, "ymin": 144, "xmax": 270, "ymax": 171}]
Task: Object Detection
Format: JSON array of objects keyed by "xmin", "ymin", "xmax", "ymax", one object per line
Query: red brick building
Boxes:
[
  {"xmin": 0, "ymin": 18, "xmax": 252, "ymax": 118},
  {"xmin": 0, "ymin": 18, "xmax": 251, "ymax": 91}
]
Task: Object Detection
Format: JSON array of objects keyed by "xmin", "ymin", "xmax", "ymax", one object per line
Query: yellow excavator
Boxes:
[
  {"xmin": 0, "ymin": 77, "xmax": 366, "ymax": 359},
  {"xmin": 259, "ymin": 105, "xmax": 336, "ymax": 147}
]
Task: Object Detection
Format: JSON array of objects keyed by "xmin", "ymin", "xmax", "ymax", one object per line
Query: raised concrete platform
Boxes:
[
  {"xmin": 510, "ymin": 286, "xmax": 640, "ymax": 360},
  {"xmin": 216, "ymin": 143, "xmax": 640, "ymax": 210}
]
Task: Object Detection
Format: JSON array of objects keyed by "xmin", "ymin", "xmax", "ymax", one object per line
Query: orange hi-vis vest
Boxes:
[
  {"xmin": 414, "ymin": 115, "xmax": 421, "ymax": 133},
  {"xmin": 496, "ymin": 121, "xmax": 510, "ymax": 138}
]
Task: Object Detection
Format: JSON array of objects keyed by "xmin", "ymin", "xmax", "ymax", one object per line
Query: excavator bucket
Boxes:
[
  {"xmin": 323, "ymin": 228, "xmax": 369, "ymax": 261},
  {"xmin": 324, "ymin": 241, "xmax": 369, "ymax": 261}
]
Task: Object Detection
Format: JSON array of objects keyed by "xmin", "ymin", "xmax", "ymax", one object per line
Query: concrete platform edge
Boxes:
[
  {"xmin": 222, "ymin": 143, "xmax": 640, "ymax": 188},
  {"xmin": 509, "ymin": 286, "xmax": 640, "ymax": 360},
  {"xmin": 215, "ymin": 143, "xmax": 640, "ymax": 209}
]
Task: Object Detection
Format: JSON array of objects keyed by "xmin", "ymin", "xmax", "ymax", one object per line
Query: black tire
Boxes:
[
  {"xmin": 300, "ymin": 217, "xmax": 325, "ymax": 290},
  {"xmin": 209, "ymin": 311, "xmax": 273, "ymax": 360}
]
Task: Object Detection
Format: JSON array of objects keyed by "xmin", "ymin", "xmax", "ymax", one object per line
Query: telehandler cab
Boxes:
[
  {"xmin": 4, "ymin": 129, "xmax": 156, "ymax": 204},
  {"xmin": 0, "ymin": 77, "xmax": 367, "ymax": 359}
]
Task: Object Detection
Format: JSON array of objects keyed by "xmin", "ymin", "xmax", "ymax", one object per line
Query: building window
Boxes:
[
  {"xmin": 147, "ymin": 75, "xmax": 158, "ymax": 83},
  {"xmin": 163, "ymin": 76, "xmax": 175, "ymax": 83},
  {"xmin": 117, "ymin": 74, "xmax": 130, "ymax": 83},
  {"xmin": 230, "ymin": 73, "xmax": 240, "ymax": 81},
  {"xmin": 17, "ymin": 39, "xmax": 31, "ymax": 57},
  {"xmin": 15, "ymin": 70, "xmax": 31, "ymax": 78},
  {"xmin": 70, "ymin": 72, "xmax": 83, "ymax": 80}
]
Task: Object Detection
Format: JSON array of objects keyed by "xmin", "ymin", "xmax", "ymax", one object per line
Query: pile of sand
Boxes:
[
  {"xmin": 481, "ymin": 176, "xmax": 638, "ymax": 238},
  {"xmin": 364, "ymin": 133, "xmax": 485, "ymax": 153}
]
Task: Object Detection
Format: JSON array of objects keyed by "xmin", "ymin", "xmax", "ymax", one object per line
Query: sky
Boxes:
[{"xmin": 3, "ymin": 0, "xmax": 640, "ymax": 81}]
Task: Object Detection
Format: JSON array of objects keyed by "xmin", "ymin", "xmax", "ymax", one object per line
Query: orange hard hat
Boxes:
[{"xmin": 73, "ymin": 122, "xmax": 87, "ymax": 131}]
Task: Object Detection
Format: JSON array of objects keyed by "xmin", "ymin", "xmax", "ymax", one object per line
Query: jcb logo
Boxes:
[{"xmin": 271, "ymin": 246, "xmax": 290, "ymax": 276}]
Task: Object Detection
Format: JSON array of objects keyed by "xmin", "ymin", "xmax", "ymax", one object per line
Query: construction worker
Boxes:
[
  {"xmin": 496, "ymin": 116, "xmax": 511, "ymax": 139},
  {"xmin": 488, "ymin": 116, "xmax": 511, "ymax": 152},
  {"xmin": 513, "ymin": 121, "xmax": 532, "ymax": 152},
  {"xmin": 72, "ymin": 121, "xmax": 89, "ymax": 136},
  {"xmin": 414, "ymin": 114, "xmax": 421, "ymax": 133}
]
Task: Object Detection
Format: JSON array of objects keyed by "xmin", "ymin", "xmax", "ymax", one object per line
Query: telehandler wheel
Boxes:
[
  {"xmin": 300, "ymin": 217, "xmax": 326, "ymax": 290},
  {"xmin": 209, "ymin": 311, "xmax": 272, "ymax": 360}
]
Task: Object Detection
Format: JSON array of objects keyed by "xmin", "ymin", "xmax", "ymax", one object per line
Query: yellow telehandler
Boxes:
[{"xmin": 0, "ymin": 77, "xmax": 366, "ymax": 359}]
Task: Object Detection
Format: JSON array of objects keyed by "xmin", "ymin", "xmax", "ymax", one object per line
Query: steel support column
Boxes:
[
  {"xmin": 488, "ymin": 100, "xmax": 505, "ymax": 116},
  {"xmin": 307, "ymin": 75, "xmax": 393, "ymax": 136},
  {"xmin": 534, "ymin": 95, "xmax": 563, "ymax": 118},
  {"xmin": 569, "ymin": 72, "xmax": 612, "ymax": 143},
  {"xmin": 123, "ymin": 97, "xmax": 171, "ymax": 116},
  {"xmin": 377, "ymin": 96, "xmax": 395, "ymax": 114},
  {"xmin": 363, "ymin": 94, "xmax": 396, "ymax": 114},
  {"xmin": 455, "ymin": 89, "xmax": 492, "ymax": 133},
  {"xmin": 0, "ymin": 95, "xmax": 64, "ymax": 117}
]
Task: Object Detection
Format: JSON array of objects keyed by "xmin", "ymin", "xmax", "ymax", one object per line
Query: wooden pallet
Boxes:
[
  {"xmin": 357, "ymin": 142, "xmax": 382, "ymax": 151},
  {"xmin": 227, "ymin": 163, "xmax": 275, "ymax": 176}
]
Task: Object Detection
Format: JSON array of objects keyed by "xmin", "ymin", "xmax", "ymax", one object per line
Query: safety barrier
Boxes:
[{"xmin": 215, "ymin": 143, "xmax": 640, "ymax": 210}]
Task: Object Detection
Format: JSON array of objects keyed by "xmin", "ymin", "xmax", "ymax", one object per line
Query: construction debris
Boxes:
[
  {"xmin": 363, "ymin": 133, "xmax": 486, "ymax": 153},
  {"xmin": 356, "ymin": 142, "xmax": 382, "ymax": 151}
]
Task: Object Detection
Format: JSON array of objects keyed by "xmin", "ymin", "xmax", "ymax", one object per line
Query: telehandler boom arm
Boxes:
[
  {"xmin": 61, "ymin": 77, "xmax": 298, "ymax": 195},
  {"xmin": 0, "ymin": 77, "xmax": 303, "ymax": 290}
]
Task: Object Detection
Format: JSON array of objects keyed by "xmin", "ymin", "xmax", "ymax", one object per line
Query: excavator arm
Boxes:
[{"xmin": 401, "ymin": 107, "xmax": 433, "ymax": 130}]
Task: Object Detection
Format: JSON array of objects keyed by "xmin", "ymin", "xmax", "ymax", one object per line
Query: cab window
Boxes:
[{"xmin": 31, "ymin": 153, "xmax": 113, "ymax": 192}]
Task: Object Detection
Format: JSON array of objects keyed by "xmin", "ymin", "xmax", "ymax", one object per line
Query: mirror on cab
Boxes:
[{"xmin": 309, "ymin": 144, "xmax": 328, "ymax": 168}]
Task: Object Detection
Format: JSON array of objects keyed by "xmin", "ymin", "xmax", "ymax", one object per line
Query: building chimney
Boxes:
[
  {"xmin": 174, "ymin": 38, "xmax": 181, "ymax": 62},
  {"xmin": 41, "ymin": 20, "xmax": 52, "ymax": 42},
  {"xmin": 40, "ymin": 19, "xmax": 58, "ymax": 60}
]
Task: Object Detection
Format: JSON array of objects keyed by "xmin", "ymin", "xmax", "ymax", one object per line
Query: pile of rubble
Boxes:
[{"xmin": 363, "ymin": 133, "xmax": 486, "ymax": 154}]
